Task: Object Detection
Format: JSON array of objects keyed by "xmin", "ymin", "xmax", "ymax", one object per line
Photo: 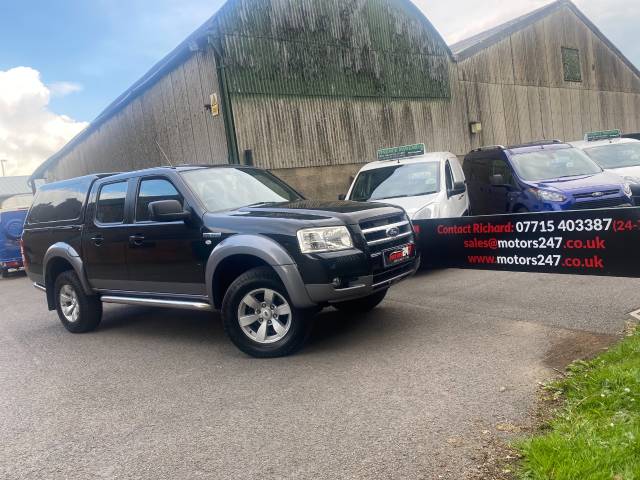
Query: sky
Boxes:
[{"xmin": 0, "ymin": 0, "xmax": 638, "ymax": 176}]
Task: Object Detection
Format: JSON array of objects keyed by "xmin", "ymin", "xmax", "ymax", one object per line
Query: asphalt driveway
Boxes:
[{"xmin": 1, "ymin": 269, "xmax": 638, "ymax": 479}]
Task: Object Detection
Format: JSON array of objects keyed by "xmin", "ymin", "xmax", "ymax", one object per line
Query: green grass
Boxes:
[{"xmin": 519, "ymin": 329, "xmax": 640, "ymax": 480}]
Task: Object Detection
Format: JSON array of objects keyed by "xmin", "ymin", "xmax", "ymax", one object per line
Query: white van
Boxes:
[{"xmin": 345, "ymin": 152, "xmax": 469, "ymax": 220}]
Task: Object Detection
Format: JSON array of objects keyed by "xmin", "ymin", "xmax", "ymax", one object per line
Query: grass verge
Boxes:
[{"xmin": 518, "ymin": 327, "xmax": 640, "ymax": 479}]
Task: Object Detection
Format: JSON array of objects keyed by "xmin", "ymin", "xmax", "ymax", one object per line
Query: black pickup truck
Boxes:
[{"xmin": 22, "ymin": 165, "xmax": 418, "ymax": 357}]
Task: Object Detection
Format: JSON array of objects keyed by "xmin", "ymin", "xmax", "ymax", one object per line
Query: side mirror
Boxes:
[
  {"xmin": 148, "ymin": 200, "xmax": 191, "ymax": 222},
  {"xmin": 448, "ymin": 181, "xmax": 467, "ymax": 197},
  {"xmin": 338, "ymin": 194, "xmax": 346, "ymax": 201}
]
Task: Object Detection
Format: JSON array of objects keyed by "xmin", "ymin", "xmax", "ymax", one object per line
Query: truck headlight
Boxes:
[
  {"xmin": 624, "ymin": 183, "xmax": 633, "ymax": 197},
  {"xmin": 297, "ymin": 226, "xmax": 353, "ymax": 254},
  {"xmin": 532, "ymin": 188, "xmax": 565, "ymax": 203}
]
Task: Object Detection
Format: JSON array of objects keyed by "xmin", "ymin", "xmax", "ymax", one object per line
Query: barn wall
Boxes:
[
  {"xmin": 231, "ymin": 63, "xmax": 468, "ymax": 198},
  {"xmin": 457, "ymin": 5, "xmax": 640, "ymax": 150},
  {"xmin": 45, "ymin": 48, "xmax": 228, "ymax": 182}
]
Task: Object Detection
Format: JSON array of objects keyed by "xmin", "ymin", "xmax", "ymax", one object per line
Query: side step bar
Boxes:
[{"xmin": 101, "ymin": 296, "xmax": 213, "ymax": 312}]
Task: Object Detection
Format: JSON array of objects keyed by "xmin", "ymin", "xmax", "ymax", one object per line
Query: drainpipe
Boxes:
[{"xmin": 208, "ymin": 34, "xmax": 240, "ymax": 165}]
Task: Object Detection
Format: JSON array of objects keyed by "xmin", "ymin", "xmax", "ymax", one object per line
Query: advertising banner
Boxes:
[{"xmin": 414, "ymin": 207, "xmax": 640, "ymax": 278}]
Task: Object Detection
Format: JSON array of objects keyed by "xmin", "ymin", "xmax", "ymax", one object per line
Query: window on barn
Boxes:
[{"xmin": 562, "ymin": 47, "xmax": 582, "ymax": 83}]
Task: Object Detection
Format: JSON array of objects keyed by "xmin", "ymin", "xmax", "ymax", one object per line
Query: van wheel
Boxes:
[
  {"xmin": 54, "ymin": 271, "xmax": 102, "ymax": 333},
  {"xmin": 334, "ymin": 289, "xmax": 388, "ymax": 314},
  {"xmin": 221, "ymin": 267, "xmax": 313, "ymax": 358},
  {"xmin": 515, "ymin": 207, "xmax": 529, "ymax": 214}
]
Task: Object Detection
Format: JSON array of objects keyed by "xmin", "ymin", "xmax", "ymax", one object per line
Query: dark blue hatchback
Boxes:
[{"xmin": 463, "ymin": 142, "xmax": 634, "ymax": 215}]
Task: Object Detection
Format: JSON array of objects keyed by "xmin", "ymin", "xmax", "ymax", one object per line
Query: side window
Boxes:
[
  {"xmin": 96, "ymin": 182, "xmax": 128, "ymax": 224},
  {"xmin": 136, "ymin": 178, "xmax": 183, "ymax": 222},
  {"xmin": 468, "ymin": 158, "xmax": 491, "ymax": 183},
  {"xmin": 445, "ymin": 161, "xmax": 454, "ymax": 191},
  {"xmin": 491, "ymin": 159, "xmax": 514, "ymax": 185}
]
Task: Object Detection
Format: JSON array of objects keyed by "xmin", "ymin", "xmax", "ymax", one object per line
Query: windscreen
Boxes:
[
  {"xmin": 583, "ymin": 143, "xmax": 640, "ymax": 169},
  {"xmin": 510, "ymin": 148, "xmax": 602, "ymax": 182},
  {"xmin": 350, "ymin": 162, "xmax": 440, "ymax": 202},
  {"xmin": 180, "ymin": 168, "xmax": 303, "ymax": 212}
]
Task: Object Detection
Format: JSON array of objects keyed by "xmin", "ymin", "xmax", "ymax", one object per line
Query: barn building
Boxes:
[{"xmin": 30, "ymin": 0, "xmax": 640, "ymax": 200}]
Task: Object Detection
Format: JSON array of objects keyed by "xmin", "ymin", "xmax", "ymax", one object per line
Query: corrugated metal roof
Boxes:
[
  {"xmin": 451, "ymin": 0, "xmax": 640, "ymax": 81},
  {"xmin": 0, "ymin": 176, "xmax": 32, "ymax": 200}
]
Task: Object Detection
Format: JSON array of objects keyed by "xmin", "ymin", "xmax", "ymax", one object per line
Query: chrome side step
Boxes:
[
  {"xmin": 100, "ymin": 295, "xmax": 213, "ymax": 312},
  {"xmin": 33, "ymin": 283, "xmax": 46, "ymax": 292}
]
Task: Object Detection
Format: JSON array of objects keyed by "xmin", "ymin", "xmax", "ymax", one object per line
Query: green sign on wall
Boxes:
[{"xmin": 377, "ymin": 144, "xmax": 426, "ymax": 161}]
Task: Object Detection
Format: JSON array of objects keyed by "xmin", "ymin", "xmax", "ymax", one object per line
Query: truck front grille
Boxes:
[{"xmin": 359, "ymin": 213, "xmax": 414, "ymax": 254}]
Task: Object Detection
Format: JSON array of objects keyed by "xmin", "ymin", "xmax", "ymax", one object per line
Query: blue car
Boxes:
[
  {"xmin": 463, "ymin": 141, "xmax": 633, "ymax": 215},
  {"xmin": 0, "ymin": 208, "xmax": 28, "ymax": 278}
]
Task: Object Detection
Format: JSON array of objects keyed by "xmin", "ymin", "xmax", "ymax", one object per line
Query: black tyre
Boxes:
[
  {"xmin": 334, "ymin": 289, "xmax": 388, "ymax": 314},
  {"xmin": 515, "ymin": 207, "xmax": 529, "ymax": 214},
  {"xmin": 54, "ymin": 271, "xmax": 102, "ymax": 333},
  {"xmin": 221, "ymin": 267, "xmax": 313, "ymax": 358}
]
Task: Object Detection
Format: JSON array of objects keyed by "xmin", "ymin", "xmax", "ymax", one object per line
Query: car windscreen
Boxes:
[
  {"xmin": 180, "ymin": 168, "xmax": 303, "ymax": 212},
  {"xmin": 350, "ymin": 162, "xmax": 440, "ymax": 202},
  {"xmin": 583, "ymin": 143, "xmax": 640, "ymax": 169},
  {"xmin": 510, "ymin": 148, "xmax": 602, "ymax": 182}
]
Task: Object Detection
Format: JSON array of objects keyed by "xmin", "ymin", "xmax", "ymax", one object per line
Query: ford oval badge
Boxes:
[{"xmin": 386, "ymin": 227, "xmax": 400, "ymax": 238}]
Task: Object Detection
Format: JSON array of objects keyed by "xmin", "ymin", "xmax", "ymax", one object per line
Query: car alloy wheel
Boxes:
[
  {"xmin": 59, "ymin": 284, "xmax": 80, "ymax": 323},
  {"xmin": 237, "ymin": 288, "xmax": 292, "ymax": 344}
]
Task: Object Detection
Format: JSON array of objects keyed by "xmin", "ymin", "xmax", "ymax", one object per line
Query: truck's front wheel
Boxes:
[{"xmin": 221, "ymin": 267, "xmax": 313, "ymax": 358}]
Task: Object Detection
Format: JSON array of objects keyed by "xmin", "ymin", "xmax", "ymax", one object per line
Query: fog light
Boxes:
[{"xmin": 332, "ymin": 277, "xmax": 341, "ymax": 288}]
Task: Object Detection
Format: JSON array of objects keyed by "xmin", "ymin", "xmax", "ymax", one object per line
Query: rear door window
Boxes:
[
  {"xmin": 96, "ymin": 182, "xmax": 128, "ymax": 224},
  {"xmin": 135, "ymin": 178, "xmax": 183, "ymax": 222}
]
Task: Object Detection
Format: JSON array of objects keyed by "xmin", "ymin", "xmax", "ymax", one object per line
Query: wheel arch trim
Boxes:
[
  {"xmin": 43, "ymin": 243, "xmax": 94, "ymax": 303},
  {"xmin": 205, "ymin": 235, "xmax": 315, "ymax": 309}
]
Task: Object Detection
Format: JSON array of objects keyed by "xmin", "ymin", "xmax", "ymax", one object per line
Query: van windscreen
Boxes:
[{"xmin": 510, "ymin": 148, "xmax": 602, "ymax": 182}]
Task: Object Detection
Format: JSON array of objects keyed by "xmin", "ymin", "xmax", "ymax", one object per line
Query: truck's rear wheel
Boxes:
[
  {"xmin": 334, "ymin": 289, "xmax": 388, "ymax": 314},
  {"xmin": 221, "ymin": 267, "xmax": 312, "ymax": 358},
  {"xmin": 54, "ymin": 271, "xmax": 102, "ymax": 333}
]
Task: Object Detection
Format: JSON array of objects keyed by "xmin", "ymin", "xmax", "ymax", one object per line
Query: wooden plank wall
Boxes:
[
  {"xmin": 457, "ymin": 5, "xmax": 640, "ymax": 148},
  {"xmin": 46, "ymin": 48, "xmax": 228, "ymax": 182},
  {"xmin": 232, "ymin": 63, "xmax": 470, "ymax": 170}
]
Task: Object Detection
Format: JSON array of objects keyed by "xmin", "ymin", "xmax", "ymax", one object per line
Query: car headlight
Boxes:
[
  {"xmin": 624, "ymin": 183, "xmax": 633, "ymax": 197},
  {"xmin": 297, "ymin": 226, "xmax": 353, "ymax": 254},
  {"xmin": 532, "ymin": 188, "xmax": 566, "ymax": 202}
]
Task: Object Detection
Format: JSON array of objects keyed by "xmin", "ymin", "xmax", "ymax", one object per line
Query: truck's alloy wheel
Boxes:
[
  {"xmin": 222, "ymin": 267, "xmax": 313, "ymax": 358},
  {"xmin": 54, "ymin": 271, "xmax": 102, "ymax": 333},
  {"xmin": 238, "ymin": 288, "xmax": 292, "ymax": 344}
]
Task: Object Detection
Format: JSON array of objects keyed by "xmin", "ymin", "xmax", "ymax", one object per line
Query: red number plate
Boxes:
[{"xmin": 383, "ymin": 243, "xmax": 416, "ymax": 267}]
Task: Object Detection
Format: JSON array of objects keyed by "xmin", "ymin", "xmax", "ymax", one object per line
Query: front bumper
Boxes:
[{"xmin": 305, "ymin": 258, "xmax": 418, "ymax": 305}]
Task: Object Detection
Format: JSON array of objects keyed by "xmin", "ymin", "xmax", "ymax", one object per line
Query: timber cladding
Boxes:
[{"xmin": 457, "ymin": 5, "xmax": 640, "ymax": 151}]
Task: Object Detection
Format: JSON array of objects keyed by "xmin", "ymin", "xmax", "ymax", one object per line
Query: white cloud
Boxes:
[
  {"xmin": 0, "ymin": 67, "xmax": 88, "ymax": 176},
  {"xmin": 49, "ymin": 81, "xmax": 83, "ymax": 97}
]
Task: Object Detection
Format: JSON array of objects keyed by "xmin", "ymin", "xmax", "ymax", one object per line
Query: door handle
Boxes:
[
  {"xmin": 129, "ymin": 235, "xmax": 145, "ymax": 247},
  {"xmin": 91, "ymin": 235, "xmax": 104, "ymax": 246}
]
